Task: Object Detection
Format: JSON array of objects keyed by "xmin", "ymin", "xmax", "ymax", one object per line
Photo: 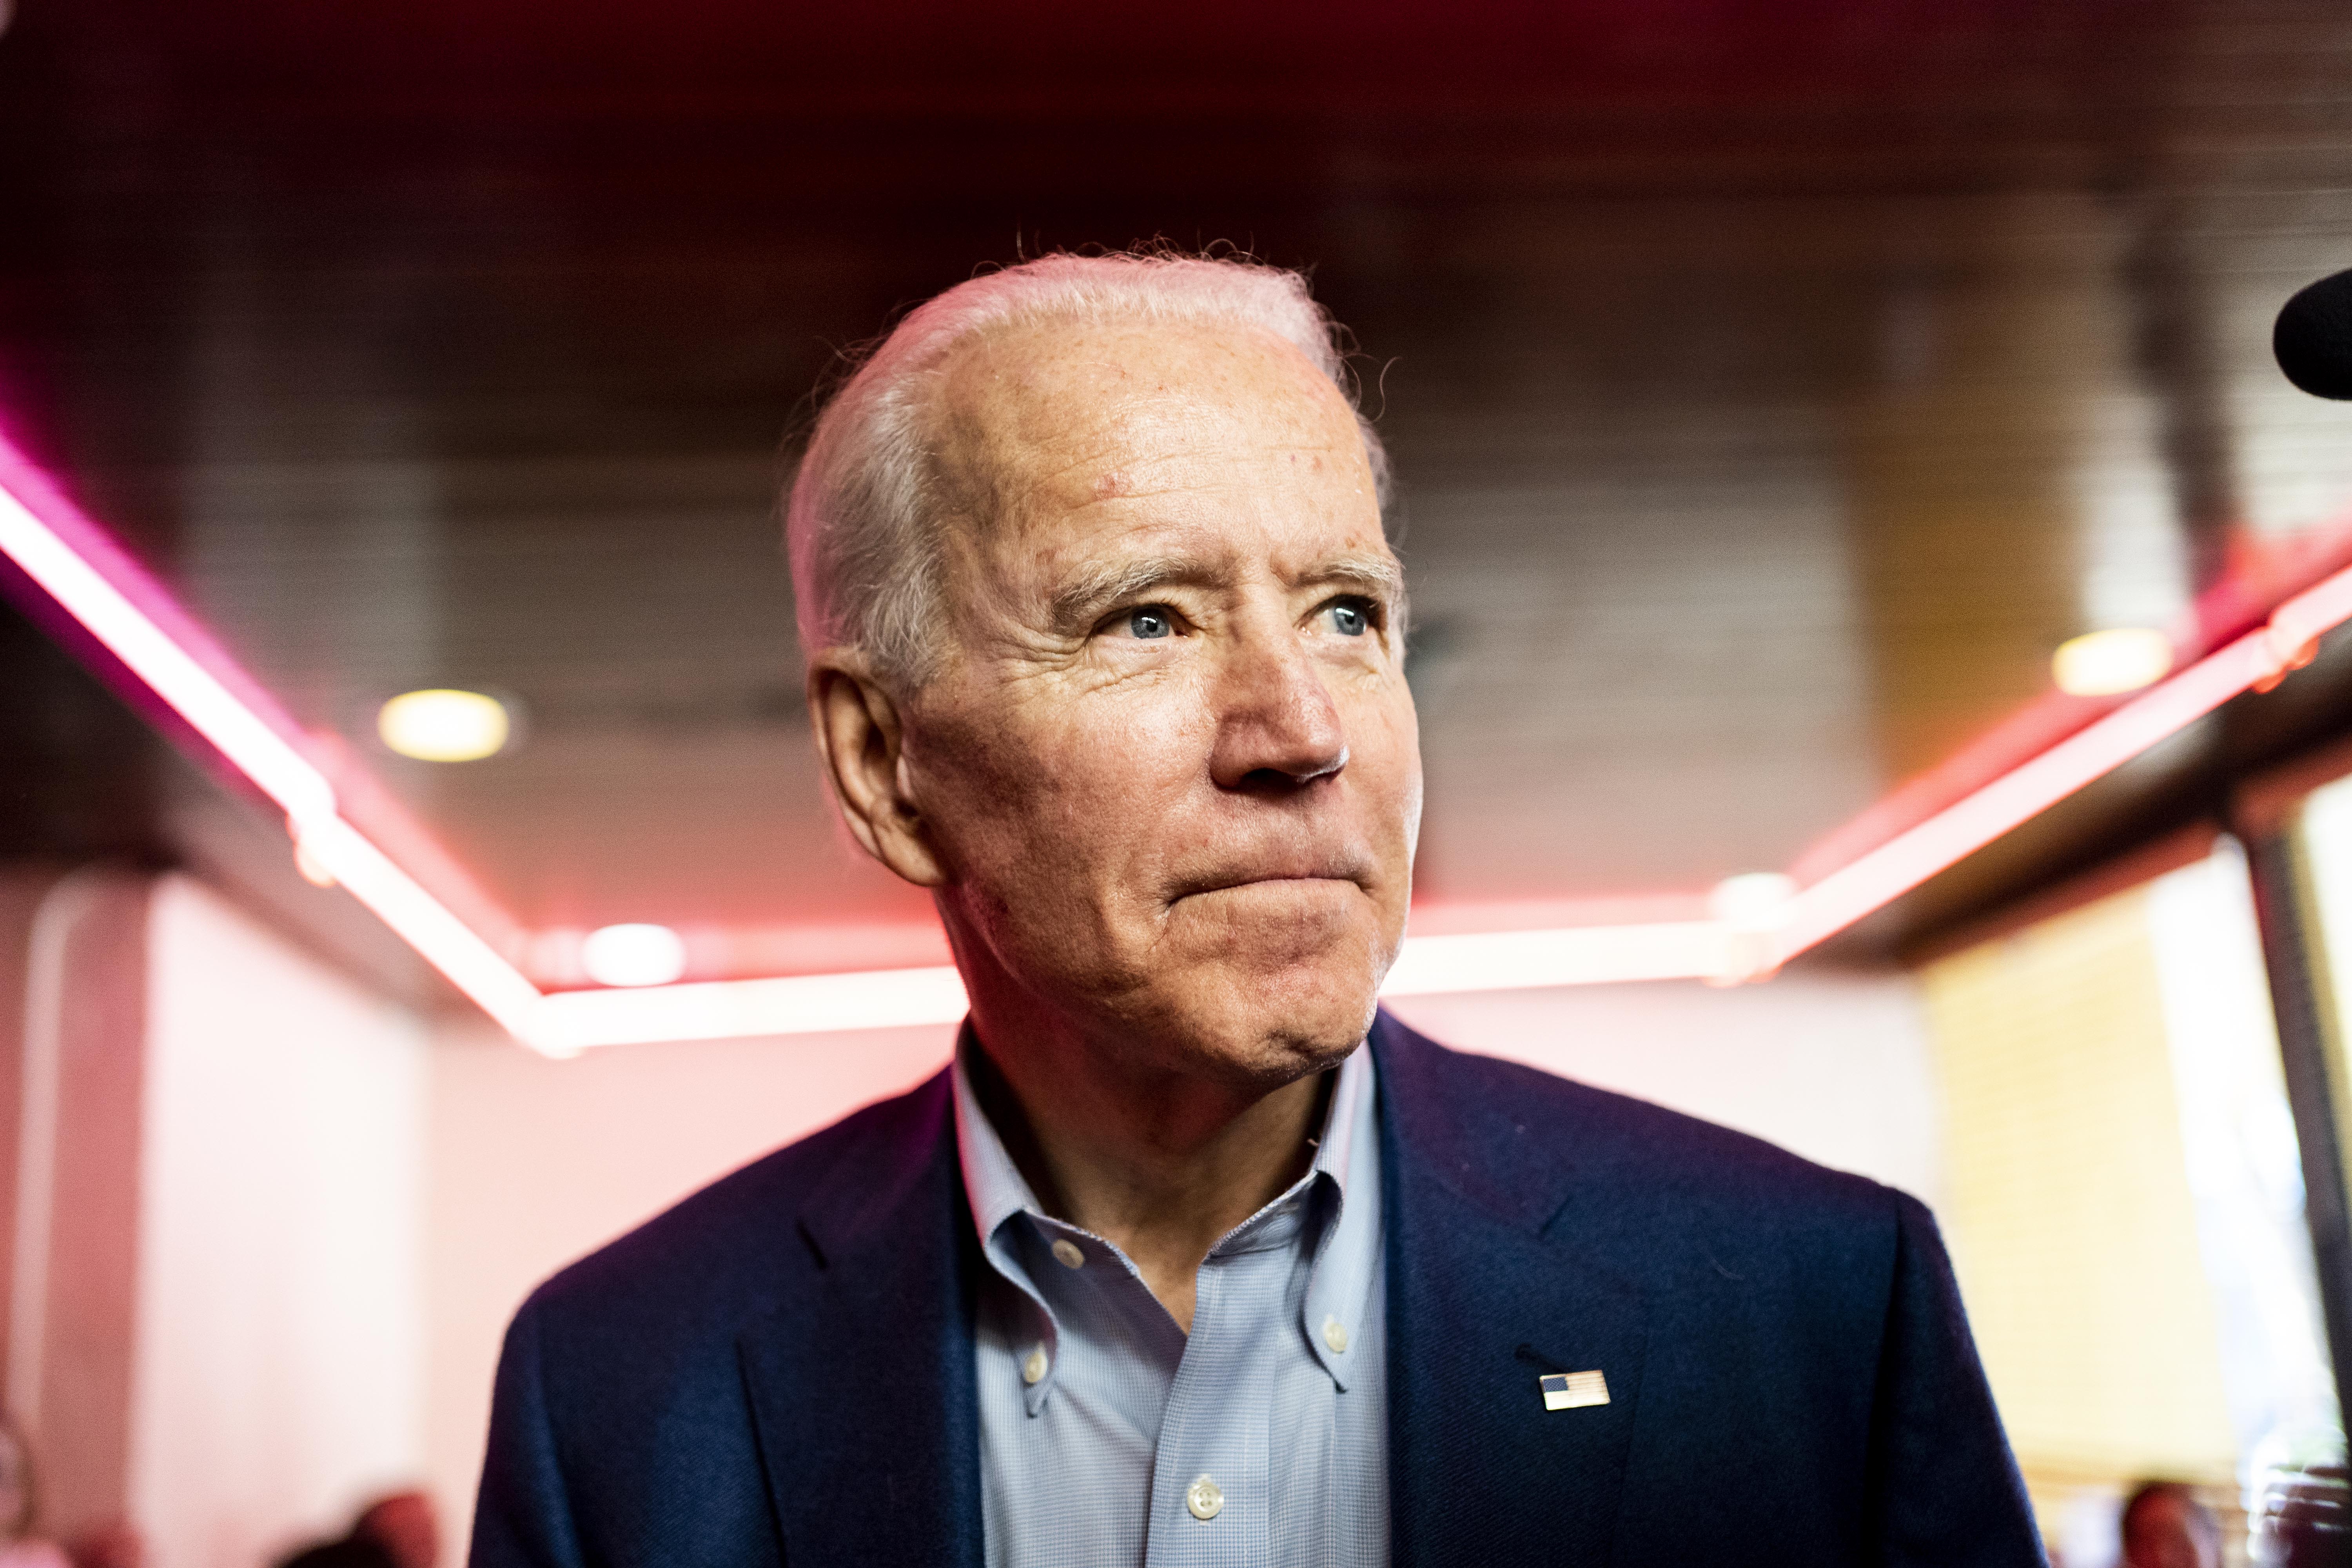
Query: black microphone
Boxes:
[{"xmin": 2275, "ymin": 269, "xmax": 2352, "ymax": 399}]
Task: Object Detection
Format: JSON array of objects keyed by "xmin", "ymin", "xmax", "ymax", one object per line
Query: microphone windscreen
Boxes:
[{"xmin": 2275, "ymin": 269, "xmax": 2352, "ymax": 399}]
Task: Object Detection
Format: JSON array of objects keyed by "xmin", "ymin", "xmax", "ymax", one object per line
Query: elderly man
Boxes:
[{"xmin": 471, "ymin": 253, "xmax": 2040, "ymax": 1566}]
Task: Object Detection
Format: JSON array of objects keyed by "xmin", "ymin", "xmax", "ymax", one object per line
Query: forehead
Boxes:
[{"xmin": 934, "ymin": 316, "xmax": 1373, "ymax": 513}]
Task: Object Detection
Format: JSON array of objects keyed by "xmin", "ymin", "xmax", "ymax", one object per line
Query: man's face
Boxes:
[{"xmin": 899, "ymin": 316, "xmax": 1421, "ymax": 1088}]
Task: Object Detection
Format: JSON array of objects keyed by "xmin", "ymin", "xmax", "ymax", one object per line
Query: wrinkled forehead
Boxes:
[{"xmin": 929, "ymin": 315, "xmax": 1375, "ymax": 529}]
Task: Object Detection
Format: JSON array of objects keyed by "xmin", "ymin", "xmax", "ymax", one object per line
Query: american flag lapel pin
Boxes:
[{"xmin": 1539, "ymin": 1369, "xmax": 1610, "ymax": 1410}]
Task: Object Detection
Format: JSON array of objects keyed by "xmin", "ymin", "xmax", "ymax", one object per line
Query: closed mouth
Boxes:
[{"xmin": 1170, "ymin": 871, "xmax": 1368, "ymax": 904}]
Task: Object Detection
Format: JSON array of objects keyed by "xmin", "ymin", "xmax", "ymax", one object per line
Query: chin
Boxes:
[{"xmin": 1136, "ymin": 938, "xmax": 1390, "ymax": 1089}]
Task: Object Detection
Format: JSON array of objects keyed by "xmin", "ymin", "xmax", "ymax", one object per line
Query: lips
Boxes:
[{"xmin": 1168, "ymin": 855, "xmax": 1374, "ymax": 904}]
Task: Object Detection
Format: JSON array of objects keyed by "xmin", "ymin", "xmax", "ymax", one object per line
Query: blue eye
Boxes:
[
  {"xmin": 1126, "ymin": 607, "xmax": 1173, "ymax": 639},
  {"xmin": 1327, "ymin": 601, "xmax": 1369, "ymax": 637}
]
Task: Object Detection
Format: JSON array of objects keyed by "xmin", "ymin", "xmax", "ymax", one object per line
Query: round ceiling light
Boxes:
[
  {"xmin": 581, "ymin": 923, "xmax": 688, "ymax": 988},
  {"xmin": 2051, "ymin": 628, "xmax": 2174, "ymax": 697},
  {"xmin": 1708, "ymin": 870, "xmax": 1797, "ymax": 930},
  {"xmin": 377, "ymin": 688, "xmax": 511, "ymax": 761}
]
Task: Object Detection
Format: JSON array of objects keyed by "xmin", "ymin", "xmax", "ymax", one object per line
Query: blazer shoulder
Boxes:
[
  {"xmin": 523, "ymin": 1067, "xmax": 953, "ymax": 1335},
  {"xmin": 1379, "ymin": 1013, "xmax": 1902, "ymax": 1241}
]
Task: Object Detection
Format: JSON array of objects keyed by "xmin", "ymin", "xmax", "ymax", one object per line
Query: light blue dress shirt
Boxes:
[{"xmin": 951, "ymin": 1034, "xmax": 1389, "ymax": 1568}]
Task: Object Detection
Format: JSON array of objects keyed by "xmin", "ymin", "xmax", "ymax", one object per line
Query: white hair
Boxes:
[{"xmin": 783, "ymin": 250, "xmax": 1391, "ymax": 687}]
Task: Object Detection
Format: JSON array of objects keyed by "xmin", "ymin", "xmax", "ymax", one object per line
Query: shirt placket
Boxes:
[
  {"xmin": 984, "ymin": 1224, "xmax": 1065, "ymax": 1412},
  {"xmin": 1145, "ymin": 1221, "xmax": 1303, "ymax": 1566}
]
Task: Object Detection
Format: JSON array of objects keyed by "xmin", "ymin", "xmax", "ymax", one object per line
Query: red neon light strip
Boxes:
[
  {"xmin": 531, "ymin": 966, "xmax": 975, "ymax": 1051},
  {"xmin": 1785, "ymin": 512, "xmax": 2352, "ymax": 888},
  {"xmin": 1769, "ymin": 570, "xmax": 2352, "ymax": 963},
  {"xmin": 292, "ymin": 816, "xmax": 548, "ymax": 1043},
  {"xmin": 1772, "ymin": 626, "xmax": 2286, "ymax": 961},
  {"xmin": 6, "ymin": 433, "xmax": 2350, "ymax": 1051},
  {"xmin": 0, "ymin": 452, "xmax": 337, "ymax": 826},
  {"xmin": 0, "ymin": 446, "xmax": 546, "ymax": 1047}
]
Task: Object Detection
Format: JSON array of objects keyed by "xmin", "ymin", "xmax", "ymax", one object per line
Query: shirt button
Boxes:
[
  {"xmin": 1185, "ymin": 1475, "xmax": 1223, "ymax": 1521},
  {"xmin": 1322, "ymin": 1315, "xmax": 1349, "ymax": 1354},
  {"xmin": 1022, "ymin": 1346, "xmax": 1049, "ymax": 1385},
  {"xmin": 1051, "ymin": 1238, "xmax": 1085, "ymax": 1269}
]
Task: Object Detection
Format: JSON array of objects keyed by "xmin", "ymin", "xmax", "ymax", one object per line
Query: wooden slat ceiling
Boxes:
[{"xmin": 7, "ymin": 0, "xmax": 2352, "ymax": 1002}]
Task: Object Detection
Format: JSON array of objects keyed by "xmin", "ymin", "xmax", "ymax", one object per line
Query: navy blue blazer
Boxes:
[{"xmin": 472, "ymin": 1011, "xmax": 2043, "ymax": 1566}]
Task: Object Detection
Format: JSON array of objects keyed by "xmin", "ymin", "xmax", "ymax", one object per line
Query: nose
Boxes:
[{"xmin": 1208, "ymin": 619, "xmax": 1348, "ymax": 791}]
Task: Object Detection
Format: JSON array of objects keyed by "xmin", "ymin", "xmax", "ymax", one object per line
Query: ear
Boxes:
[{"xmin": 806, "ymin": 655, "xmax": 948, "ymax": 887}]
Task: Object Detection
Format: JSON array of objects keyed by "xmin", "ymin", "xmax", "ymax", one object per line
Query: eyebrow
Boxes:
[
  {"xmin": 1045, "ymin": 551, "xmax": 1409, "ymax": 633},
  {"xmin": 1047, "ymin": 556, "xmax": 1209, "ymax": 633},
  {"xmin": 1312, "ymin": 554, "xmax": 1408, "ymax": 606}
]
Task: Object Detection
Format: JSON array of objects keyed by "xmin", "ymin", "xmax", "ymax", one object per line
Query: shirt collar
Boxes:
[
  {"xmin": 950, "ymin": 1027, "xmax": 1044, "ymax": 1253},
  {"xmin": 951, "ymin": 1023, "xmax": 1374, "ymax": 1254},
  {"xmin": 950, "ymin": 1025, "xmax": 1383, "ymax": 1398}
]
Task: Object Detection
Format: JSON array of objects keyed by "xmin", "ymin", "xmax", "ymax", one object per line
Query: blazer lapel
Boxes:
[
  {"xmin": 1374, "ymin": 1012, "xmax": 1649, "ymax": 1567},
  {"xmin": 737, "ymin": 1070, "xmax": 985, "ymax": 1568}
]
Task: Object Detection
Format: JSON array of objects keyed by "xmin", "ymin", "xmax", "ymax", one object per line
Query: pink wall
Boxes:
[
  {"xmin": 136, "ymin": 878, "xmax": 430, "ymax": 1568},
  {"xmin": 0, "ymin": 868, "xmax": 151, "ymax": 1547},
  {"xmin": 0, "ymin": 871, "xmax": 436, "ymax": 1568}
]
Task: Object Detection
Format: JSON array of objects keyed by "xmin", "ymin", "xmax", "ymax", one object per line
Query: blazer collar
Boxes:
[
  {"xmin": 1369, "ymin": 1006, "xmax": 1583, "ymax": 1234},
  {"xmin": 738, "ymin": 1068, "xmax": 985, "ymax": 1568},
  {"xmin": 1371, "ymin": 1009, "xmax": 1650, "ymax": 1566}
]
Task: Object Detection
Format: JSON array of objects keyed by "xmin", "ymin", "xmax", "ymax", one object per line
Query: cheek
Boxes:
[
  {"xmin": 1032, "ymin": 708, "xmax": 1195, "ymax": 860},
  {"xmin": 1345, "ymin": 686, "xmax": 1424, "ymax": 835},
  {"xmin": 920, "ymin": 675, "xmax": 1212, "ymax": 882}
]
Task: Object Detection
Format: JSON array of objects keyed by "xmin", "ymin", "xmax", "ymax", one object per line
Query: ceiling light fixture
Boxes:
[
  {"xmin": 7, "ymin": 430, "xmax": 2352, "ymax": 1056},
  {"xmin": 2052, "ymin": 627, "xmax": 2174, "ymax": 697},
  {"xmin": 579, "ymin": 923, "xmax": 689, "ymax": 988},
  {"xmin": 378, "ymin": 688, "xmax": 510, "ymax": 761},
  {"xmin": 1707, "ymin": 872, "xmax": 1798, "ymax": 930}
]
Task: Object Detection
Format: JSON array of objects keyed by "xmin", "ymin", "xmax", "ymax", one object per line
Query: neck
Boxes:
[{"xmin": 961, "ymin": 1004, "xmax": 1332, "ymax": 1336}]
